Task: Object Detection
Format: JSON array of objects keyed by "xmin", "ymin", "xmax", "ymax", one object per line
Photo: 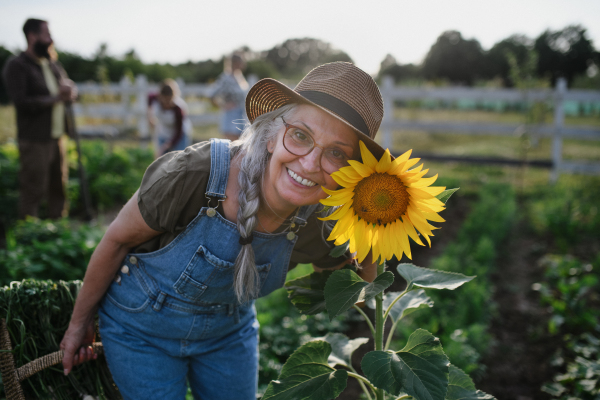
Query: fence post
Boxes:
[
  {"xmin": 381, "ymin": 76, "xmax": 394, "ymax": 151},
  {"xmin": 550, "ymin": 77, "xmax": 567, "ymax": 183},
  {"xmin": 120, "ymin": 76, "xmax": 132, "ymax": 123},
  {"xmin": 135, "ymin": 75, "xmax": 149, "ymax": 147}
]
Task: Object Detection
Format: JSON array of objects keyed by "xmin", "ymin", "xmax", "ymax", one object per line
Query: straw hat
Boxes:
[{"xmin": 245, "ymin": 62, "xmax": 386, "ymax": 159}]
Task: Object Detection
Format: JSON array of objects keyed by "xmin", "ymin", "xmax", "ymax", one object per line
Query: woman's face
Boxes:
[{"xmin": 264, "ymin": 104, "xmax": 359, "ymax": 212}]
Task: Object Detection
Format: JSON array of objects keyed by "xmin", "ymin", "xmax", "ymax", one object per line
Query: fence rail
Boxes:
[{"xmin": 73, "ymin": 75, "xmax": 600, "ymax": 181}]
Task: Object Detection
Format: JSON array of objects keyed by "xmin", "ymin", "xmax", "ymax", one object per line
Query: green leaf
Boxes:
[
  {"xmin": 361, "ymin": 329, "xmax": 449, "ymax": 399},
  {"xmin": 324, "ymin": 269, "xmax": 394, "ymax": 320},
  {"xmin": 445, "ymin": 365, "xmax": 496, "ymax": 400},
  {"xmin": 397, "ymin": 264, "xmax": 475, "ymax": 291},
  {"xmin": 328, "ymin": 240, "xmax": 350, "ymax": 258},
  {"xmin": 314, "ymin": 333, "xmax": 369, "ymax": 368},
  {"xmin": 263, "ymin": 340, "xmax": 348, "ymax": 400},
  {"xmin": 436, "ymin": 188, "xmax": 459, "ymax": 204},
  {"xmin": 366, "ymin": 289, "xmax": 433, "ymax": 323},
  {"xmin": 285, "ymin": 270, "xmax": 334, "ymax": 315}
]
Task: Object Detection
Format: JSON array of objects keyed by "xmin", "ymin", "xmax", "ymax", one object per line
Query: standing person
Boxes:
[
  {"xmin": 60, "ymin": 62, "xmax": 385, "ymax": 399},
  {"xmin": 2, "ymin": 18, "xmax": 77, "ymax": 219},
  {"xmin": 210, "ymin": 53, "xmax": 248, "ymax": 141},
  {"xmin": 147, "ymin": 79, "xmax": 192, "ymax": 158}
]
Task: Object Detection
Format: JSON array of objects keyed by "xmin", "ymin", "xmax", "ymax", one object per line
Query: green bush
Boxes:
[
  {"xmin": 393, "ymin": 183, "xmax": 516, "ymax": 375},
  {"xmin": 0, "ymin": 280, "xmax": 119, "ymax": 399},
  {"xmin": 0, "ymin": 144, "xmax": 19, "ymax": 231},
  {"xmin": 0, "ymin": 218, "xmax": 104, "ymax": 286},
  {"xmin": 68, "ymin": 141, "xmax": 153, "ymax": 213}
]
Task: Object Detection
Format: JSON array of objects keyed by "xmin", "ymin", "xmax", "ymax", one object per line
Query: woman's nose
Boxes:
[{"xmin": 300, "ymin": 147, "xmax": 323, "ymax": 173}]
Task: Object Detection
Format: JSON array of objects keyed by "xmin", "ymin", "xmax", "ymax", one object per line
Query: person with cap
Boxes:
[{"xmin": 60, "ymin": 62, "xmax": 385, "ymax": 399}]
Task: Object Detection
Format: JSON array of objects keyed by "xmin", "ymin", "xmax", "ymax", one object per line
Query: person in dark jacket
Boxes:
[{"xmin": 2, "ymin": 18, "xmax": 77, "ymax": 219}]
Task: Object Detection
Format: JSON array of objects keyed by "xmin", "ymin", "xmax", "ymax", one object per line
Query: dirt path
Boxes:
[{"xmin": 477, "ymin": 211, "xmax": 558, "ymax": 400}]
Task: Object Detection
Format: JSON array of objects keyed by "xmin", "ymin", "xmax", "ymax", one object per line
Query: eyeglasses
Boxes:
[{"xmin": 281, "ymin": 117, "xmax": 352, "ymax": 174}]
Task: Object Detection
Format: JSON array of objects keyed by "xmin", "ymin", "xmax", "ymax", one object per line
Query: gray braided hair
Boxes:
[{"xmin": 232, "ymin": 104, "xmax": 297, "ymax": 304}]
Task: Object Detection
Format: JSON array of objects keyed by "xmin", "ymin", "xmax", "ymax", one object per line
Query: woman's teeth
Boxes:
[{"xmin": 287, "ymin": 168, "xmax": 317, "ymax": 187}]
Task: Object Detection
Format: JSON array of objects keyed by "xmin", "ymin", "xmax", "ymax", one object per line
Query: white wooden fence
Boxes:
[{"xmin": 73, "ymin": 75, "xmax": 600, "ymax": 181}]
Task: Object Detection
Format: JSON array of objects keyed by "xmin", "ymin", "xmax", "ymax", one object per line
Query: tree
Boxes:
[
  {"xmin": 377, "ymin": 54, "xmax": 422, "ymax": 83},
  {"xmin": 423, "ymin": 31, "xmax": 485, "ymax": 85},
  {"xmin": 265, "ymin": 38, "xmax": 353, "ymax": 79},
  {"xmin": 534, "ymin": 25, "xmax": 596, "ymax": 86},
  {"xmin": 483, "ymin": 35, "xmax": 532, "ymax": 86}
]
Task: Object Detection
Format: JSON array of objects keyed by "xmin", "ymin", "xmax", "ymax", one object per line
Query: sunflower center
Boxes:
[{"xmin": 353, "ymin": 173, "xmax": 409, "ymax": 225}]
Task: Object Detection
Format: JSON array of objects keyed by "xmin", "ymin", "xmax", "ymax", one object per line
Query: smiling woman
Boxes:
[{"xmin": 59, "ymin": 62, "xmax": 386, "ymax": 400}]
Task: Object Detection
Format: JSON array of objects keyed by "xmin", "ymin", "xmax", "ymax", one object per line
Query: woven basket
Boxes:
[{"xmin": 0, "ymin": 318, "xmax": 103, "ymax": 400}]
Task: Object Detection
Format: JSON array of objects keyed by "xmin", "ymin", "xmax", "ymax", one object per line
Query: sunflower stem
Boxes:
[{"xmin": 375, "ymin": 260, "xmax": 386, "ymax": 400}]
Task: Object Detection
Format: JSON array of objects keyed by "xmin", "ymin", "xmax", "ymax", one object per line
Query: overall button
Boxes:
[
  {"xmin": 129, "ymin": 256, "xmax": 138, "ymax": 265},
  {"xmin": 121, "ymin": 265, "xmax": 130, "ymax": 275},
  {"xmin": 286, "ymin": 232, "xmax": 296, "ymax": 241},
  {"xmin": 114, "ymin": 275, "xmax": 122, "ymax": 285},
  {"xmin": 206, "ymin": 208, "xmax": 217, "ymax": 218}
]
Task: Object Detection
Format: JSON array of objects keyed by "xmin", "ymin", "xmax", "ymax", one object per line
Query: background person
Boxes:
[
  {"xmin": 60, "ymin": 62, "xmax": 383, "ymax": 399},
  {"xmin": 2, "ymin": 18, "xmax": 77, "ymax": 219},
  {"xmin": 147, "ymin": 78, "xmax": 192, "ymax": 158},
  {"xmin": 210, "ymin": 53, "xmax": 248, "ymax": 141}
]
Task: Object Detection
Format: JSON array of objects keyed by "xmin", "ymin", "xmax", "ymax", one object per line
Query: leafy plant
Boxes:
[
  {"xmin": 268, "ymin": 262, "xmax": 494, "ymax": 400},
  {"xmin": 0, "ymin": 279, "xmax": 120, "ymax": 399},
  {"xmin": 0, "ymin": 218, "xmax": 104, "ymax": 286}
]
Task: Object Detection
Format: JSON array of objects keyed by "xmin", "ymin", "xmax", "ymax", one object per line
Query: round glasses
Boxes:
[{"xmin": 281, "ymin": 117, "xmax": 352, "ymax": 175}]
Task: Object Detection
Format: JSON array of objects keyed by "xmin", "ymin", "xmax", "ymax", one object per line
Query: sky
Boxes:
[{"xmin": 1, "ymin": 0, "xmax": 599, "ymax": 75}]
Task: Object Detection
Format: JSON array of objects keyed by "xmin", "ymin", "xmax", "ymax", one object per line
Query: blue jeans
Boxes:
[{"xmin": 99, "ymin": 299, "xmax": 259, "ymax": 400}]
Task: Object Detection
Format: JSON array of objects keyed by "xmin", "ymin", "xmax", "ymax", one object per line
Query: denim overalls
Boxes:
[{"xmin": 98, "ymin": 139, "xmax": 316, "ymax": 400}]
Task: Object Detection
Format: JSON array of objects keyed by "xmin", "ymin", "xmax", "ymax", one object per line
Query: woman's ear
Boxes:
[{"xmin": 267, "ymin": 139, "xmax": 274, "ymax": 154}]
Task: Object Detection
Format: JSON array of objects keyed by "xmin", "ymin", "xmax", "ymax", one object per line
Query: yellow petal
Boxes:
[
  {"xmin": 331, "ymin": 172, "xmax": 360, "ymax": 188},
  {"xmin": 422, "ymin": 211, "xmax": 445, "ymax": 223},
  {"xmin": 319, "ymin": 190, "xmax": 354, "ymax": 206},
  {"xmin": 359, "ymin": 141, "xmax": 378, "ymax": 170},
  {"xmin": 404, "ymin": 168, "xmax": 429, "ymax": 182},
  {"xmin": 327, "ymin": 211, "xmax": 355, "ymax": 240},
  {"xmin": 401, "ymin": 215, "xmax": 424, "ymax": 246},
  {"xmin": 371, "ymin": 225, "xmax": 383, "ymax": 264},
  {"xmin": 383, "ymin": 223, "xmax": 395, "ymax": 261},
  {"xmin": 348, "ymin": 160, "xmax": 374, "ymax": 178},
  {"xmin": 390, "ymin": 149, "xmax": 412, "ymax": 169},
  {"xmin": 319, "ymin": 201, "xmax": 353, "ymax": 221},
  {"xmin": 389, "ymin": 221, "xmax": 405, "ymax": 260},
  {"xmin": 355, "ymin": 219, "xmax": 372, "ymax": 263},
  {"xmin": 409, "ymin": 174, "xmax": 438, "ymax": 188},
  {"xmin": 397, "ymin": 222, "xmax": 412, "ymax": 260},
  {"xmin": 419, "ymin": 186, "xmax": 446, "ymax": 196},
  {"xmin": 402, "ymin": 158, "xmax": 420, "ymax": 173},
  {"xmin": 375, "ymin": 149, "xmax": 392, "ymax": 173},
  {"xmin": 337, "ymin": 166, "xmax": 363, "ymax": 181},
  {"xmin": 407, "ymin": 187, "xmax": 435, "ymax": 200}
]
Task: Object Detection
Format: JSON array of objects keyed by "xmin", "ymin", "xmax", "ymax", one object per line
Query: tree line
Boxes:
[{"xmin": 1, "ymin": 24, "xmax": 599, "ymax": 104}]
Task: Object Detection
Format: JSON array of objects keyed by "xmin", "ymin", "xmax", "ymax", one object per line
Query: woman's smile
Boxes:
[{"xmin": 286, "ymin": 167, "xmax": 318, "ymax": 187}]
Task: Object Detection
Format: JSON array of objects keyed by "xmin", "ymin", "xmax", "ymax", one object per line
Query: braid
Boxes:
[{"xmin": 233, "ymin": 104, "xmax": 296, "ymax": 303}]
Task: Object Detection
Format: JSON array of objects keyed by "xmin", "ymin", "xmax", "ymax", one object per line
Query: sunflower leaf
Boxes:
[
  {"xmin": 436, "ymin": 188, "xmax": 460, "ymax": 204},
  {"xmin": 397, "ymin": 263, "xmax": 475, "ymax": 291},
  {"xmin": 324, "ymin": 269, "xmax": 394, "ymax": 320},
  {"xmin": 445, "ymin": 365, "xmax": 496, "ymax": 400},
  {"xmin": 328, "ymin": 240, "xmax": 350, "ymax": 258},
  {"xmin": 263, "ymin": 340, "xmax": 348, "ymax": 400},
  {"xmin": 366, "ymin": 289, "xmax": 434, "ymax": 323},
  {"xmin": 285, "ymin": 269, "xmax": 334, "ymax": 315},
  {"xmin": 361, "ymin": 328, "xmax": 450, "ymax": 399},
  {"xmin": 312, "ymin": 333, "xmax": 369, "ymax": 368}
]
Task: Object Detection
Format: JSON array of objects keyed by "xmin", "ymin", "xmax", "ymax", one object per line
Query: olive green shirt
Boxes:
[{"xmin": 135, "ymin": 141, "xmax": 349, "ymax": 269}]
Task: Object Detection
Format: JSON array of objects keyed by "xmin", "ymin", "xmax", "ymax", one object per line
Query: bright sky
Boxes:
[{"xmin": 1, "ymin": 0, "xmax": 599, "ymax": 76}]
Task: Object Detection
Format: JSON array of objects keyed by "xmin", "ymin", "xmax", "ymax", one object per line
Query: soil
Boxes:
[{"xmin": 335, "ymin": 195, "xmax": 559, "ymax": 400}]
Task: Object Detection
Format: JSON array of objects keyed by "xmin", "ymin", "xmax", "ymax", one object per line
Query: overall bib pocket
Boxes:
[
  {"xmin": 105, "ymin": 270, "xmax": 152, "ymax": 313},
  {"xmin": 173, "ymin": 244, "xmax": 271, "ymax": 303}
]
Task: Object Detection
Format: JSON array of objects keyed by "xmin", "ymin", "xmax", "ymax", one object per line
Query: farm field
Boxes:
[{"xmin": 1, "ymin": 104, "xmax": 599, "ymax": 399}]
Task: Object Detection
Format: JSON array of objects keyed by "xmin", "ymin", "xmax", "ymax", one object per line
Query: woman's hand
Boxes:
[{"xmin": 60, "ymin": 317, "xmax": 97, "ymax": 375}]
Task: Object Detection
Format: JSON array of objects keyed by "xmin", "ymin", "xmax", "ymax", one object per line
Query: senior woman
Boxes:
[{"xmin": 60, "ymin": 62, "xmax": 386, "ymax": 399}]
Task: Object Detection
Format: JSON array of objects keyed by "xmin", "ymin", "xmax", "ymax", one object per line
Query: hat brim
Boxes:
[{"xmin": 246, "ymin": 78, "xmax": 390, "ymax": 161}]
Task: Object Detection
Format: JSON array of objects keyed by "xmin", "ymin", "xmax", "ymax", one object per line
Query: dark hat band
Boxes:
[{"xmin": 297, "ymin": 90, "xmax": 370, "ymax": 137}]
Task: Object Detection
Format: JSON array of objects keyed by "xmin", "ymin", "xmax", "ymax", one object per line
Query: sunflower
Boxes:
[{"xmin": 319, "ymin": 141, "xmax": 446, "ymax": 263}]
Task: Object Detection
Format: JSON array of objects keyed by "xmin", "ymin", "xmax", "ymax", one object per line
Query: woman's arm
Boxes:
[
  {"xmin": 60, "ymin": 191, "xmax": 162, "ymax": 375},
  {"xmin": 312, "ymin": 252, "xmax": 377, "ymax": 282}
]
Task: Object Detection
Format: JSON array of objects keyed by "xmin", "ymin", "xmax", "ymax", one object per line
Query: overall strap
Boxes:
[
  {"xmin": 205, "ymin": 138, "xmax": 231, "ymax": 201},
  {"xmin": 292, "ymin": 204, "xmax": 319, "ymax": 228}
]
